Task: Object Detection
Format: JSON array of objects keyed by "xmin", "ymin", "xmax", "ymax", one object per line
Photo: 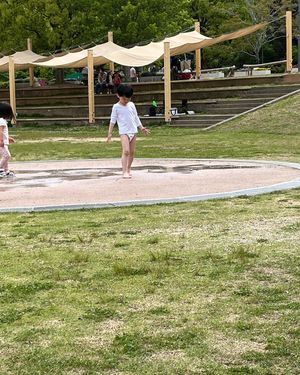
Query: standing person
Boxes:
[
  {"xmin": 112, "ymin": 71, "xmax": 122, "ymax": 93},
  {"xmin": 81, "ymin": 66, "xmax": 88, "ymax": 85},
  {"xmin": 0, "ymin": 102, "xmax": 16, "ymax": 178},
  {"xmin": 106, "ymin": 84, "xmax": 150, "ymax": 179},
  {"xmin": 106, "ymin": 71, "xmax": 113, "ymax": 94},
  {"xmin": 129, "ymin": 67, "xmax": 137, "ymax": 82},
  {"xmin": 95, "ymin": 69, "xmax": 107, "ymax": 94}
]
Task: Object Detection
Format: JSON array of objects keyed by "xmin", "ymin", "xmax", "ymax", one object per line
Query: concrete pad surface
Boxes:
[{"xmin": 1, "ymin": 158, "xmax": 300, "ymax": 212}]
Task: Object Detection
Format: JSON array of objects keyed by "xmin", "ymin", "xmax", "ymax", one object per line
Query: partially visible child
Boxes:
[
  {"xmin": 0, "ymin": 102, "xmax": 16, "ymax": 178},
  {"xmin": 106, "ymin": 84, "xmax": 150, "ymax": 178}
]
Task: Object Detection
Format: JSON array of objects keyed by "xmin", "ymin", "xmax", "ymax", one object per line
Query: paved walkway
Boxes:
[{"xmin": 1, "ymin": 158, "xmax": 300, "ymax": 213}]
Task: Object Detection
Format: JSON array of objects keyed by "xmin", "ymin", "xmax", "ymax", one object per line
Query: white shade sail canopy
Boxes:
[
  {"xmin": 0, "ymin": 23, "xmax": 266, "ymax": 71},
  {"xmin": 35, "ymin": 41, "xmax": 125, "ymax": 68},
  {"xmin": 34, "ymin": 23, "xmax": 265, "ymax": 68},
  {"xmin": 0, "ymin": 50, "xmax": 46, "ymax": 72},
  {"xmin": 93, "ymin": 31, "xmax": 211, "ymax": 67}
]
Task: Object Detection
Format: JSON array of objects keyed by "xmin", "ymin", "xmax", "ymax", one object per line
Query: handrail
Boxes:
[
  {"xmin": 243, "ymin": 60, "xmax": 286, "ymax": 69},
  {"xmin": 242, "ymin": 60, "xmax": 287, "ymax": 76},
  {"xmin": 202, "ymin": 65, "xmax": 236, "ymax": 73}
]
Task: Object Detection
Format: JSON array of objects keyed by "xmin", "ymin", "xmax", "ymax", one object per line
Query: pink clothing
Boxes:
[
  {"xmin": 0, "ymin": 118, "xmax": 9, "ymax": 145},
  {"xmin": 0, "ymin": 145, "xmax": 11, "ymax": 172}
]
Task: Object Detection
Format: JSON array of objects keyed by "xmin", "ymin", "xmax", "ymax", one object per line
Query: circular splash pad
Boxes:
[{"xmin": 1, "ymin": 158, "xmax": 300, "ymax": 212}]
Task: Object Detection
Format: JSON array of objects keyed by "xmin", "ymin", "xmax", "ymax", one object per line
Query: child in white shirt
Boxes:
[
  {"xmin": 0, "ymin": 102, "xmax": 16, "ymax": 178},
  {"xmin": 106, "ymin": 84, "xmax": 150, "ymax": 178}
]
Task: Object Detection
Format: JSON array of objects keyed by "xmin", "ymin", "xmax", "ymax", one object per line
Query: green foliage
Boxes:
[
  {"xmin": 34, "ymin": 66, "xmax": 55, "ymax": 81},
  {"xmin": 104, "ymin": 0, "xmax": 193, "ymax": 45},
  {"xmin": 0, "ymin": 72, "xmax": 8, "ymax": 83},
  {"xmin": 0, "ymin": 0, "xmax": 106, "ymax": 52},
  {"xmin": 190, "ymin": 0, "xmax": 297, "ymax": 66},
  {"xmin": 0, "ymin": 0, "xmax": 298, "ymax": 68}
]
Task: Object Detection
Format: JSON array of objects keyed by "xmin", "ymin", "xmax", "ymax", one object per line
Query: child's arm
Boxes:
[
  {"xmin": 9, "ymin": 136, "xmax": 15, "ymax": 144},
  {"xmin": 12, "ymin": 113, "xmax": 17, "ymax": 126},
  {"xmin": 133, "ymin": 103, "xmax": 150, "ymax": 135},
  {"xmin": 106, "ymin": 105, "xmax": 117, "ymax": 143},
  {"xmin": 106, "ymin": 122, "xmax": 115, "ymax": 143},
  {"xmin": 138, "ymin": 124, "xmax": 150, "ymax": 135}
]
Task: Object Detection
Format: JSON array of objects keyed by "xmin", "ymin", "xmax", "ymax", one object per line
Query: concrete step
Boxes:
[
  {"xmin": 7, "ymin": 84, "xmax": 299, "ymax": 107},
  {"xmin": 1, "ymin": 73, "xmax": 300, "ymax": 99},
  {"xmin": 172, "ymin": 117, "xmax": 228, "ymax": 123},
  {"xmin": 15, "ymin": 94, "xmax": 272, "ymax": 118},
  {"xmin": 169, "ymin": 114, "xmax": 234, "ymax": 129},
  {"xmin": 200, "ymin": 107, "xmax": 254, "ymax": 114},
  {"xmin": 172, "ymin": 115, "xmax": 232, "ymax": 121},
  {"xmin": 16, "ymin": 102, "xmax": 263, "ymax": 118},
  {"xmin": 10, "ymin": 76, "xmax": 300, "ymax": 126}
]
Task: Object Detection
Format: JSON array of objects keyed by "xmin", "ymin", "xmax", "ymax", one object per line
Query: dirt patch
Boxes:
[
  {"xmin": 211, "ymin": 332, "xmax": 267, "ymax": 359},
  {"xmin": 77, "ymin": 319, "xmax": 124, "ymax": 349},
  {"xmin": 149, "ymin": 350, "xmax": 186, "ymax": 361},
  {"xmin": 17, "ymin": 137, "xmax": 121, "ymax": 144}
]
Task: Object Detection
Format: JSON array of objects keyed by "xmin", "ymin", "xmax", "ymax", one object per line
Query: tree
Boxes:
[
  {"xmin": 0, "ymin": 0, "xmax": 298, "ymax": 68},
  {"xmin": 98, "ymin": 0, "xmax": 193, "ymax": 46},
  {"xmin": 235, "ymin": 0, "xmax": 295, "ymax": 63},
  {"xmin": 0, "ymin": 0, "xmax": 107, "ymax": 53},
  {"xmin": 189, "ymin": 0, "xmax": 296, "ymax": 65},
  {"xmin": 0, "ymin": 0, "xmax": 194, "ymax": 53}
]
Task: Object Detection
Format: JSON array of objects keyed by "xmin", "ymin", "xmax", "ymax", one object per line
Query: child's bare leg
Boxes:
[
  {"xmin": 0, "ymin": 146, "xmax": 10, "ymax": 172},
  {"xmin": 128, "ymin": 136, "xmax": 137, "ymax": 176},
  {"xmin": 120, "ymin": 135, "xmax": 131, "ymax": 178}
]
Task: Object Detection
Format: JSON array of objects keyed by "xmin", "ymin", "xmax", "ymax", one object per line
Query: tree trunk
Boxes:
[{"xmin": 55, "ymin": 69, "xmax": 64, "ymax": 84}]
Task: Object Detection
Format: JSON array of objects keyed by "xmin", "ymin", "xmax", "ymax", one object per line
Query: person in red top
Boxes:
[{"xmin": 112, "ymin": 71, "xmax": 122, "ymax": 93}]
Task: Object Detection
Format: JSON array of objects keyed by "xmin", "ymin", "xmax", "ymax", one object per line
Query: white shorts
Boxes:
[{"xmin": 126, "ymin": 133, "xmax": 136, "ymax": 142}]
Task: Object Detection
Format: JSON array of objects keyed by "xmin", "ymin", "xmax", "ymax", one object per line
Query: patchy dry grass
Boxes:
[
  {"xmin": 1, "ymin": 94, "xmax": 300, "ymax": 373},
  {"xmin": 0, "ymin": 189, "xmax": 300, "ymax": 374}
]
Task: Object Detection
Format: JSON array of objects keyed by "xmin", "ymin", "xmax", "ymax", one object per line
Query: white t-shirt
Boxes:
[
  {"xmin": 0, "ymin": 118, "xmax": 9, "ymax": 145},
  {"xmin": 129, "ymin": 67, "xmax": 136, "ymax": 78},
  {"xmin": 110, "ymin": 102, "xmax": 142, "ymax": 135}
]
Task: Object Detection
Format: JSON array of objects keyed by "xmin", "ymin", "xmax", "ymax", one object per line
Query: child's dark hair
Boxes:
[
  {"xmin": 0, "ymin": 102, "xmax": 14, "ymax": 119},
  {"xmin": 117, "ymin": 84, "xmax": 133, "ymax": 98}
]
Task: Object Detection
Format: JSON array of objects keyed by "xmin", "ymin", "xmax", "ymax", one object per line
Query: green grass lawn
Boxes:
[{"xmin": 1, "ymin": 94, "xmax": 300, "ymax": 374}]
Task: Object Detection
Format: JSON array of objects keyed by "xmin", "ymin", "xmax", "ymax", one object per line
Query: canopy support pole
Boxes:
[
  {"xmin": 108, "ymin": 32, "xmax": 115, "ymax": 74},
  {"xmin": 27, "ymin": 38, "xmax": 35, "ymax": 87},
  {"xmin": 88, "ymin": 50, "xmax": 95, "ymax": 125},
  {"xmin": 9, "ymin": 56, "xmax": 17, "ymax": 125},
  {"xmin": 195, "ymin": 21, "xmax": 202, "ymax": 79},
  {"xmin": 164, "ymin": 42, "xmax": 171, "ymax": 123},
  {"xmin": 286, "ymin": 11, "xmax": 293, "ymax": 72}
]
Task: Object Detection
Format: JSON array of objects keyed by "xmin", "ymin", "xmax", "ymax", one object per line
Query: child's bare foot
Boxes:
[{"xmin": 123, "ymin": 173, "xmax": 132, "ymax": 179}]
